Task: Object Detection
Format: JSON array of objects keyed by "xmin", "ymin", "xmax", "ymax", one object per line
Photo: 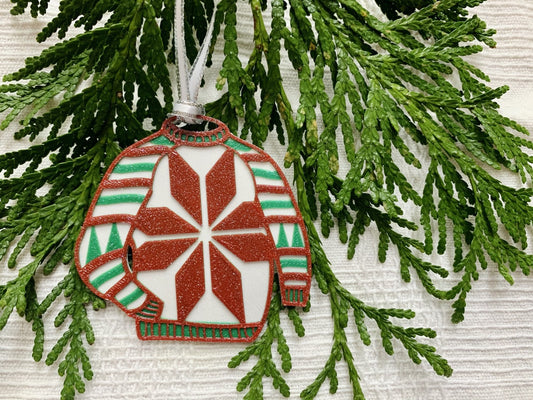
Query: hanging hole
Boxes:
[{"xmin": 126, "ymin": 245, "xmax": 134, "ymax": 272}]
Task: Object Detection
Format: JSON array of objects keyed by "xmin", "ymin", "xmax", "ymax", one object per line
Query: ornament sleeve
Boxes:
[
  {"xmin": 227, "ymin": 138, "xmax": 312, "ymax": 307},
  {"xmin": 75, "ymin": 138, "xmax": 168, "ymax": 318}
]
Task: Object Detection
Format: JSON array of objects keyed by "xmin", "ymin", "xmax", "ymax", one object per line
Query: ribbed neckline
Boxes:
[{"xmin": 162, "ymin": 115, "xmax": 230, "ymax": 146}]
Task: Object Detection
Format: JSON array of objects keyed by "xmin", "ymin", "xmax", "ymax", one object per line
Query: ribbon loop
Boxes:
[{"xmin": 171, "ymin": 0, "xmax": 217, "ymax": 124}]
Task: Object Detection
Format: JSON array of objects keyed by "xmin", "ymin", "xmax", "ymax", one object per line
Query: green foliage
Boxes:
[
  {"xmin": 297, "ymin": 212, "xmax": 452, "ymax": 400},
  {"xmin": 228, "ymin": 279, "xmax": 298, "ymax": 398},
  {"xmin": 1, "ymin": 0, "xmax": 532, "ymax": 399},
  {"xmin": 43, "ymin": 266, "xmax": 104, "ymax": 400}
]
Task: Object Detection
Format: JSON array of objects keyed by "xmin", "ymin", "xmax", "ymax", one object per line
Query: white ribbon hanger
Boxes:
[{"xmin": 172, "ymin": 0, "xmax": 217, "ymax": 123}]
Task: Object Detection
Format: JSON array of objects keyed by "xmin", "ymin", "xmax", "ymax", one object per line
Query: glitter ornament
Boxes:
[
  {"xmin": 75, "ymin": 0, "xmax": 311, "ymax": 341},
  {"xmin": 75, "ymin": 116, "xmax": 311, "ymax": 341}
]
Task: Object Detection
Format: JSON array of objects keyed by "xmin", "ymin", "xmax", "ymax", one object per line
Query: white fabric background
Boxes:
[{"xmin": 0, "ymin": 0, "xmax": 532, "ymax": 399}]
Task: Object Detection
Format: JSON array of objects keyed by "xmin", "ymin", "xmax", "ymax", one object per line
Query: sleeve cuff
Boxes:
[{"xmin": 280, "ymin": 287, "xmax": 309, "ymax": 307}]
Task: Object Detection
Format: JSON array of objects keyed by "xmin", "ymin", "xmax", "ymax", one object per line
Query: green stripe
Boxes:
[
  {"xmin": 90, "ymin": 264, "xmax": 124, "ymax": 289},
  {"xmin": 225, "ymin": 138, "xmax": 251, "ymax": 152},
  {"xmin": 260, "ymin": 200, "xmax": 294, "ymax": 210},
  {"xmin": 118, "ymin": 287, "xmax": 145, "ymax": 307},
  {"xmin": 280, "ymin": 258, "xmax": 308, "ymax": 269},
  {"xmin": 150, "ymin": 136, "xmax": 174, "ymax": 146},
  {"xmin": 97, "ymin": 194, "xmax": 145, "ymax": 205},
  {"xmin": 112, "ymin": 162, "xmax": 155, "ymax": 174},
  {"xmin": 252, "ymin": 168, "xmax": 281, "ymax": 180}
]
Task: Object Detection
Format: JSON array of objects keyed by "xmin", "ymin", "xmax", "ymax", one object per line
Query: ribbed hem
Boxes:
[{"xmin": 136, "ymin": 320, "xmax": 261, "ymax": 342}]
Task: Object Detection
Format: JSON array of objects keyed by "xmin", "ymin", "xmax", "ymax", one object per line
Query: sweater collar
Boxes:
[{"xmin": 162, "ymin": 115, "xmax": 230, "ymax": 146}]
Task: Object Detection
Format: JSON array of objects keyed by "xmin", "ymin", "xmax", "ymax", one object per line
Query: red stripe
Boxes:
[
  {"xmin": 106, "ymin": 275, "xmax": 136, "ymax": 298},
  {"xmin": 278, "ymin": 272, "xmax": 311, "ymax": 282},
  {"xmin": 101, "ymin": 178, "xmax": 152, "ymax": 189},
  {"xmin": 265, "ymin": 215, "xmax": 301, "ymax": 224},
  {"xmin": 78, "ymin": 249, "xmax": 124, "ymax": 278},
  {"xmin": 239, "ymin": 153, "xmax": 270, "ymax": 162},
  {"xmin": 86, "ymin": 214, "xmax": 136, "ymax": 225},
  {"xmin": 275, "ymin": 247, "xmax": 310, "ymax": 257},
  {"xmin": 121, "ymin": 146, "xmax": 173, "ymax": 157},
  {"xmin": 255, "ymin": 185, "xmax": 289, "ymax": 194}
]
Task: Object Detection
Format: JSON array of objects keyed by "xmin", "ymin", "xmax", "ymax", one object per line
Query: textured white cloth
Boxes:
[{"xmin": 0, "ymin": 1, "xmax": 532, "ymax": 399}]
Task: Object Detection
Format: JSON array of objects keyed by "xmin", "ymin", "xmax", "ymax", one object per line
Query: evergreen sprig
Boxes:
[
  {"xmin": 298, "ymin": 209, "xmax": 453, "ymax": 400},
  {"xmin": 1, "ymin": 0, "xmax": 531, "ymax": 399},
  {"xmin": 228, "ymin": 279, "xmax": 303, "ymax": 398}
]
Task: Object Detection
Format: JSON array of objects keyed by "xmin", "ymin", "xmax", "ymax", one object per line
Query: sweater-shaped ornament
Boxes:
[{"xmin": 75, "ymin": 116, "xmax": 312, "ymax": 341}]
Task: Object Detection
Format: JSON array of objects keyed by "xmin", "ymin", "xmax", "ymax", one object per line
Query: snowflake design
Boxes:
[{"xmin": 126, "ymin": 148, "xmax": 274, "ymax": 323}]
